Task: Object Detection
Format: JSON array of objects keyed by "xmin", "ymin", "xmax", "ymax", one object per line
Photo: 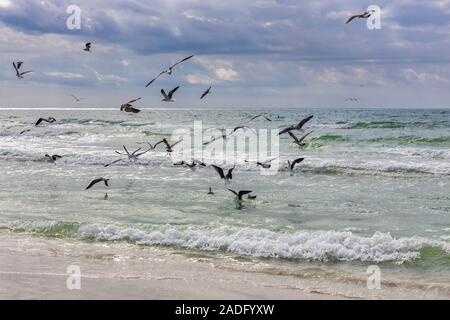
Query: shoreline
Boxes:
[{"xmin": 0, "ymin": 232, "xmax": 449, "ymax": 300}]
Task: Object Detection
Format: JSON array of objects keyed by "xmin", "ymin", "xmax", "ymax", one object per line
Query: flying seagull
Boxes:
[
  {"xmin": 245, "ymin": 158, "xmax": 276, "ymax": 169},
  {"xmin": 288, "ymin": 131, "xmax": 314, "ymax": 148},
  {"xmin": 161, "ymin": 86, "xmax": 180, "ymax": 102},
  {"xmin": 45, "ymin": 154, "xmax": 62, "ymax": 165},
  {"xmin": 175, "ymin": 160, "xmax": 206, "ymax": 171},
  {"xmin": 85, "ymin": 177, "xmax": 109, "ymax": 190},
  {"xmin": 200, "ymin": 86, "xmax": 211, "ymax": 100},
  {"xmin": 346, "ymin": 10, "xmax": 376, "ymax": 24},
  {"xmin": 35, "ymin": 117, "xmax": 56, "ymax": 126},
  {"xmin": 120, "ymin": 97, "xmax": 142, "ymax": 113},
  {"xmin": 248, "ymin": 113, "xmax": 272, "ymax": 122},
  {"xmin": 145, "ymin": 55, "xmax": 194, "ymax": 87},
  {"xmin": 84, "ymin": 42, "xmax": 92, "ymax": 52},
  {"xmin": 278, "ymin": 115, "xmax": 313, "ymax": 135},
  {"xmin": 228, "ymin": 189, "xmax": 253, "ymax": 200},
  {"xmin": 158, "ymin": 138, "xmax": 182, "ymax": 153},
  {"xmin": 13, "ymin": 62, "xmax": 32, "ymax": 79},
  {"xmin": 70, "ymin": 94, "xmax": 86, "ymax": 102},
  {"xmin": 211, "ymin": 165, "xmax": 235, "ymax": 184},
  {"xmin": 207, "ymin": 187, "xmax": 215, "ymax": 195},
  {"xmin": 287, "ymin": 157, "xmax": 305, "ymax": 176},
  {"xmin": 104, "ymin": 145, "xmax": 151, "ymax": 167}
]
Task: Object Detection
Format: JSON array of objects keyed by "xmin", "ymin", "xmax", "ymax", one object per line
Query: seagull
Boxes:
[
  {"xmin": 346, "ymin": 10, "xmax": 376, "ymax": 24},
  {"xmin": 145, "ymin": 55, "xmax": 194, "ymax": 87},
  {"xmin": 247, "ymin": 193, "xmax": 257, "ymax": 200},
  {"xmin": 20, "ymin": 129, "xmax": 31, "ymax": 135},
  {"xmin": 228, "ymin": 189, "xmax": 253, "ymax": 200},
  {"xmin": 161, "ymin": 86, "xmax": 180, "ymax": 102},
  {"xmin": 248, "ymin": 113, "xmax": 272, "ymax": 122},
  {"xmin": 85, "ymin": 177, "xmax": 109, "ymax": 190},
  {"xmin": 175, "ymin": 160, "xmax": 207, "ymax": 171},
  {"xmin": 13, "ymin": 62, "xmax": 32, "ymax": 79},
  {"xmin": 230, "ymin": 126, "xmax": 252, "ymax": 134},
  {"xmin": 203, "ymin": 133, "xmax": 228, "ymax": 146},
  {"xmin": 158, "ymin": 138, "xmax": 182, "ymax": 153},
  {"xmin": 278, "ymin": 115, "xmax": 313, "ymax": 135},
  {"xmin": 70, "ymin": 94, "xmax": 86, "ymax": 102},
  {"xmin": 287, "ymin": 157, "xmax": 305, "ymax": 176},
  {"xmin": 104, "ymin": 193, "xmax": 109, "ymax": 200},
  {"xmin": 35, "ymin": 117, "xmax": 56, "ymax": 126},
  {"xmin": 245, "ymin": 158, "xmax": 276, "ymax": 169},
  {"xmin": 288, "ymin": 131, "xmax": 314, "ymax": 148},
  {"xmin": 207, "ymin": 187, "xmax": 214, "ymax": 195},
  {"xmin": 211, "ymin": 165, "xmax": 235, "ymax": 184},
  {"xmin": 200, "ymin": 86, "xmax": 211, "ymax": 100},
  {"xmin": 84, "ymin": 42, "xmax": 92, "ymax": 52},
  {"xmin": 104, "ymin": 145, "xmax": 151, "ymax": 167},
  {"xmin": 120, "ymin": 97, "xmax": 142, "ymax": 113},
  {"xmin": 45, "ymin": 154, "xmax": 62, "ymax": 165}
]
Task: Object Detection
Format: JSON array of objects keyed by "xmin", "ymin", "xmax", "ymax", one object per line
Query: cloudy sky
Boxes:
[{"xmin": 0, "ymin": 0, "xmax": 449, "ymax": 108}]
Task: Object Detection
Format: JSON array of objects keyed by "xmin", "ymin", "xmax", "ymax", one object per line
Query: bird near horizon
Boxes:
[
  {"xmin": 200, "ymin": 86, "xmax": 212, "ymax": 100},
  {"xmin": 161, "ymin": 86, "xmax": 180, "ymax": 102},
  {"xmin": 288, "ymin": 131, "xmax": 314, "ymax": 148},
  {"xmin": 228, "ymin": 189, "xmax": 253, "ymax": 200},
  {"xmin": 145, "ymin": 55, "xmax": 194, "ymax": 87},
  {"xmin": 120, "ymin": 97, "xmax": 142, "ymax": 113},
  {"xmin": 70, "ymin": 94, "xmax": 86, "ymax": 102},
  {"xmin": 13, "ymin": 61, "xmax": 33, "ymax": 79},
  {"xmin": 278, "ymin": 115, "xmax": 313, "ymax": 135},
  {"xmin": 35, "ymin": 117, "xmax": 56, "ymax": 126}
]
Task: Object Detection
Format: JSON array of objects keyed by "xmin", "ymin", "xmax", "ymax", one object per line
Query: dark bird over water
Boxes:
[
  {"xmin": 248, "ymin": 113, "xmax": 272, "ymax": 122},
  {"xmin": 211, "ymin": 165, "xmax": 235, "ymax": 184},
  {"xmin": 35, "ymin": 117, "xmax": 56, "ymax": 126},
  {"xmin": 85, "ymin": 177, "xmax": 109, "ymax": 190},
  {"xmin": 288, "ymin": 131, "xmax": 313, "ymax": 148},
  {"xmin": 145, "ymin": 55, "xmax": 194, "ymax": 87},
  {"xmin": 45, "ymin": 154, "xmax": 62, "ymax": 165},
  {"xmin": 207, "ymin": 187, "xmax": 214, "ymax": 195},
  {"xmin": 120, "ymin": 97, "xmax": 142, "ymax": 113},
  {"xmin": 158, "ymin": 138, "xmax": 182, "ymax": 153},
  {"xmin": 245, "ymin": 158, "xmax": 276, "ymax": 169},
  {"xmin": 228, "ymin": 189, "xmax": 253, "ymax": 200},
  {"xmin": 200, "ymin": 86, "xmax": 211, "ymax": 100},
  {"xmin": 278, "ymin": 115, "xmax": 313, "ymax": 135},
  {"xmin": 287, "ymin": 157, "xmax": 305, "ymax": 176},
  {"xmin": 161, "ymin": 86, "xmax": 180, "ymax": 102}
]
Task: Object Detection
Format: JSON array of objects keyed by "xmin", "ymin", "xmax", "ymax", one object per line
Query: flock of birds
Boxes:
[{"xmin": 10, "ymin": 9, "xmax": 374, "ymax": 206}]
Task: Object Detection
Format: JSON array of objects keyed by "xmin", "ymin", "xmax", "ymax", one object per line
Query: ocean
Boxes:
[{"xmin": 0, "ymin": 107, "xmax": 449, "ymax": 290}]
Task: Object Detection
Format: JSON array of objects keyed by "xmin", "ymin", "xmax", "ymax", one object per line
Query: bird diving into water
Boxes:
[{"xmin": 145, "ymin": 55, "xmax": 194, "ymax": 87}]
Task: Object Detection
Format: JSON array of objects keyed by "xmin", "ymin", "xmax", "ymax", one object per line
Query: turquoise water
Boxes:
[{"xmin": 0, "ymin": 108, "xmax": 449, "ymax": 287}]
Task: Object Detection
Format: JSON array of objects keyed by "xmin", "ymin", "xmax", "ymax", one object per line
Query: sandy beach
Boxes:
[{"xmin": 0, "ymin": 232, "xmax": 448, "ymax": 300}]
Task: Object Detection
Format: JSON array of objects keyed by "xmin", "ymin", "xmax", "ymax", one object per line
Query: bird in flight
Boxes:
[
  {"xmin": 104, "ymin": 145, "xmax": 151, "ymax": 167},
  {"xmin": 120, "ymin": 97, "xmax": 142, "ymax": 113},
  {"xmin": 288, "ymin": 131, "xmax": 314, "ymax": 148},
  {"xmin": 248, "ymin": 113, "xmax": 272, "ymax": 122},
  {"xmin": 84, "ymin": 42, "xmax": 92, "ymax": 52},
  {"xmin": 228, "ymin": 189, "xmax": 253, "ymax": 200},
  {"xmin": 85, "ymin": 177, "xmax": 109, "ymax": 190},
  {"xmin": 145, "ymin": 55, "xmax": 194, "ymax": 87},
  {"xmin": 35, "ymin": 117, "xmax": 56, "ymax": 126},
  {"xmin": 245, "ymin": 158, "xmax": 276, "ymax": 169},
  {"xmin": 158, "ymin": 138, "xmax": 183, "ymax": 153},
  {"xmin": 161, "ymin": 86, "xmax": 180, "ymax": 102},
  {"xmin": 278, "ymin": 115, "xmax": 313, "ymax": 135},
  {"xmin": 345, "ymin": 10, "xmax": 376, "ymax": 24},
  {"xmin": 13, "ymin": 62, "xmax": 33, "ymax": 79},
  {"xmin": 287, "ymin": 157, "xmax": 305, "ymax": 176},
  {"xmin": 200, "ymin": 86, "xmax": 212, "ymax": 100},
  {"xmin": 211, "ymin": 165, "xmax": 235, "ymax": 184},
  {"xmin": 70, "ymin": 94, "xmax": 86, "ymax": 102},
  {"xmin": 207, "ymin": 187, "xmax": 215, "ymax": 195},
  {"xmin": 45, "ymin": 154, "xmax": 62, "ymax": 165}
]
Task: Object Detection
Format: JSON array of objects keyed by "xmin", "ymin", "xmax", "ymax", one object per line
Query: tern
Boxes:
[
  {"xmin": 120, "ymin": 97, "xmax": 142, "ymax": 113},
  {"xmin": 200, "ymin": 86, "xmax": 211, "ymax": 100},
  {"xmin": 35, "ymin": 117, "xmax": 56, "ymax": 126},
  {"xmin": 278, "ymin": 115, "xmax": 313, "ymax": 135},
  {"xmin": 85, "ymin": 177, "xmax": 109, "ymax": 190},
  {"xmin": 287, "ymin": 157, "xmax": 305, "ymax": 176},
  {"xmin": 211, "ymin": 165, "xmax": 235, "ymax": 184},
  {"xmin": 288, "ymin": 131, "xmax": 314, "ymax": 148},
  {"xmin": 45, "ymin": 154, "xmax": 62, "ymax": 165},
  {"xmin": 346, "ymin": 10, "xmax": 376, "ymax": 24},
  {"xmin": 13, "ymin": 62, "xmax": 33, "ymax": 79},
  {"xmin": 161, "ymin": 86, "xmax": 179, "ymax": 102},
  {"xmin": 145, "ymin": 55, "xmax": 194, "ymax": 87}
]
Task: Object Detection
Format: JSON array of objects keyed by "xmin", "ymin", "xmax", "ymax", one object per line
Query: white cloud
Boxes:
[
  {"xmin": 214, "ymin": 68, "xmax": 238, "ymax": 81},
  {"xmin": 185, "ymin": 74, "xmax": 214, "ymax": 85},
  {"xmin": 45, "ymin": 72, "xmax": 84, "ymax": 79},
  {"xmin": 0, "ymin": 0, "xmax": 12, "ymax": 9}
]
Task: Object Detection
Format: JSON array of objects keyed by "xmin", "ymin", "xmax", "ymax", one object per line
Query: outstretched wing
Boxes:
[
  {"xmin": 170, "ymin": 55, "xmax": 194, "ymax": 69},
  {"xmin": 168, "ymin": 86, "xmax": 180, "ymax": 98},
  {"xmin": 12, "ymin": 62, "xmax": 18, "ymax": 74},
  {"xmin": 227, "ymin": 189, "xmax": 238, "ymax": 197},
  {"xmin": 200, "ymin": 87, "xmax": 211, "ymax": 99},
  {"xmin": 146, "ymin": 71, "xmax": 165, "ymax": 87},
  {"xmin": 296, "ymin": 115, "xmax": 314, "ymax": 129},
  {"xmin": 161, "ymin": 89, "xmax": 169, "ymax": 100},
  {"xmin": 238, "ymin": 190, "xmax": 253, "ymax": 199},
  {"xmin": 345, "ymin": 15, "xmax": 359, "ymax": 24},
  {"xmin": 126, "ymin": 97, "xmax": 142, "ymax": 105},
  {"xmin": 85, "ymin": 178, "xmax": 102, "ymax": 190},
  {"xmin": 291, "ymin": 157, "xmax": 305, "ymax": 169},
  {"xmin": 35, "ymin": 118, "xmax": 44, "ymax": 126},
  {"xmin": 288, "ymin": 132, "xmax": 301, "ymax": 144},
  {"xmin": 19, "ymin": 71, "xmax": 33, "ymax": 76},
  {"xmin": 104, "ymin": 159, "xmax": 123, "ymax": 168},
  {"xmin": 211, "ymin": 165, "xmax": 225, "ymax": 179}
]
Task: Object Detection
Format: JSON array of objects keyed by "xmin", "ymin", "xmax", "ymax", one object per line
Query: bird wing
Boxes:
[
  {"xmin": 127, "ymin": 106, "xmax": 141, "ymax": 113},
  {"xmin": 238, "ymin": 190, "xmax": 253, "ymax": 199},
  {"xmin": 104, "ymin": 159, "xmax": 123, "ymax": 167},
  {"xmin": 85, "ymin": 178, "xmax": 102, "ymax": 190},
  {"xmin": 226, "ymin": 166, "xmax": 234, "ymax": 179},
  {"xmin": 263, "ymin": 116, "xmax": 272, "ymax": 122},
  {"xmin": 227, "ymin": 189, "xmax": 238, "ymax": 197},
  {"xmin": 200, "ymin": 87, "xmax": 211, "ymax": 99},
  {"xmin": 131, "ymin": 147, "xmax": 143, "ymax": 156},
  {"xmin": 345, "ymin": 15, "xmax": 359, "ymax": 24},
  {"xmin": 298, "ymin": 131, "xmax": 314, "ymax": 143},
  {"xmin": 52, "ymin": 155, "xmax": 62, "ymax": 160},
  {"xmin": 123, "ymin": 145, "xmax": 130, "ymax": 155},
  {"xmin": 17, "ymin": 62, "xmax": 23, "ymax": 70},
  {"xmin": 168, "ymin": 86, "xmax": 180, "ymax": 98},
  {"xmin": 126, "ymin": 97, "xmax": 142, "ymax": 105},
  {"xmin": 278, "ymin": 125, "xmax": 294, "ymax": 135},
  {"xmin": 248, "ymin": 114, "xmax": 262, "ymax": 122},
  {"xmin": 291, "ymin": 157, "xmax": 305, "ymax": 169},
  {"xmin": 146, "ymin": 71, "xmax": 165, "ymax": 87},
  {"xmin": 12, "ymin": 62, "xmax": 19, "ymax": 74},
  {"xmin": 153, "ymin": 139, "xmax": 167, "ymax": 149},
  {"xmin": 35, "ymin": 118, "xmax": 44, "ymax": 126},
  {"xmin": 86, "ymin": 42, "xmax": 91, "ymax": 48},
  {"xmin": 211, "ymin": 165, "xmax": 225, "ymax": 179},
  {"xmin": 170, "ymin": 55, "xmax": 194, "ymax": 69},
  {"xmin": 288, "ymin": 132, "xmax": 301, "ymax": 144},
  {"xmin": 161, "ymin": 89, "xmax": 169, "ymax": 99},
  {"xmin": 170, "ymin": 139, "xmax": 183, "ymax": 148},
  {"xmin": 19, "ymin": 71, "xmax": 33, "ymax": 76},
  {"xmin": 296, "ymin": 115, "xmax": 314, "ymax": 130}
]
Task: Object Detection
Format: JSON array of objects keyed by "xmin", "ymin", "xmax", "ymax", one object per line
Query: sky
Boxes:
[{"xmin": 0, "ymin": 0, "xmax": 450, "ymax": 108}]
